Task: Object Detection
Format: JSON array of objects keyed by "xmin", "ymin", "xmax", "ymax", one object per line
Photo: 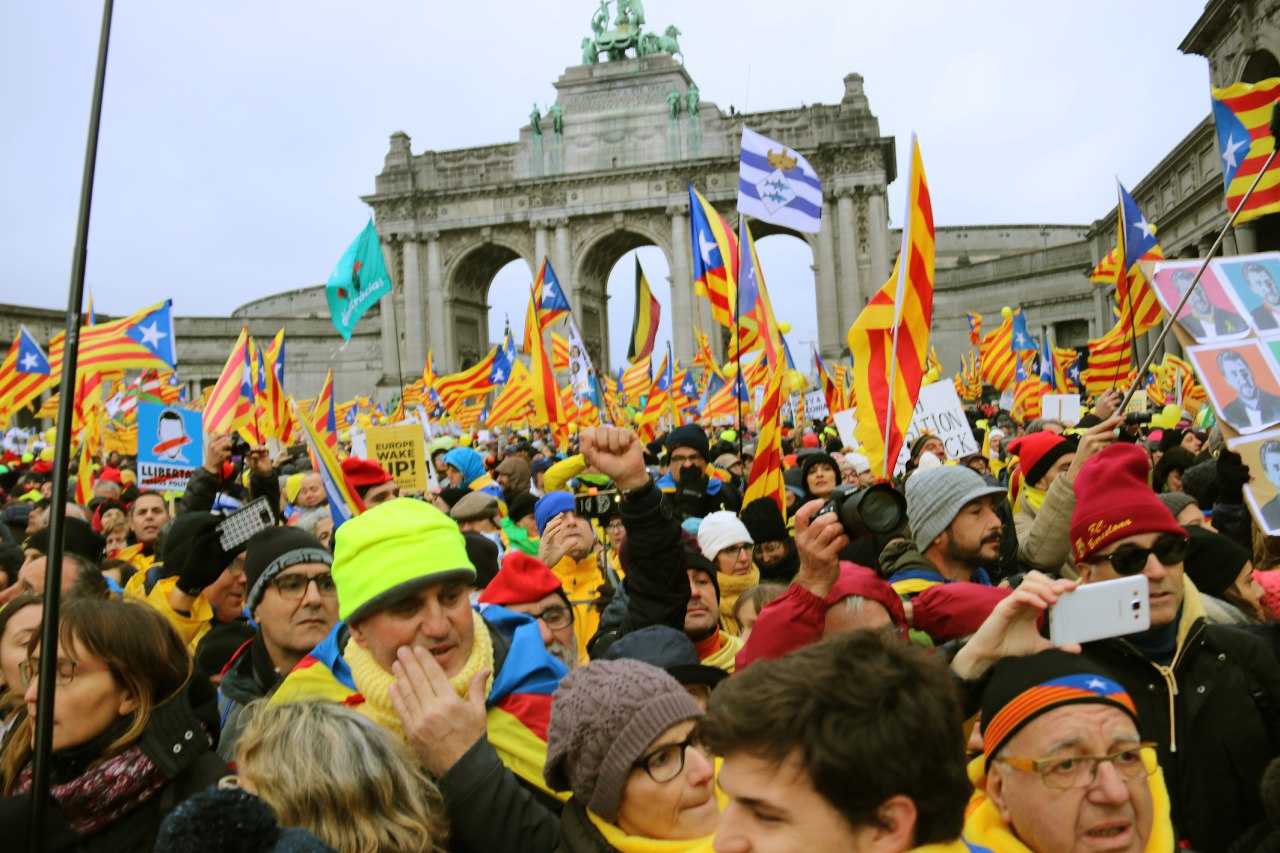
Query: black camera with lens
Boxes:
[
  {"xmin": 1123, "ymin": 411, "xmax": 1153, "ymax": 426},
  {"xmin": 812, "ymin": 483, "xmax": 907, "ymax": 539},
  {"xmin": 228, "ymin": 433, "xmax": 252, "ymax": 458},
  {"xmin": 574, "ymin": 491, "xmax": 619, "ymax": 519}
]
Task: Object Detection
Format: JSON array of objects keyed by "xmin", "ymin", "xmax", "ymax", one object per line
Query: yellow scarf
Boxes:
[
  {"xmin": 346, "ymin": 609, "xmax": 495, "ymax": 738},
  {"xmin": 701, "ymin": 631, "xmax": 744, "ymax": 673},
  {"xmin": 1019, "ymin": 483, "xmax": 1047, "ymax": 516},
  {"xmin": 962, "ymin": 751, "xmax": 1175, "ymax": 851},
  {"xmin": 717, "ymin": 566, "xmax": 760, "ymax": 636},
  {"xmin": 586, "ymin": 811, "xmax": 715, "ymax": 853}
]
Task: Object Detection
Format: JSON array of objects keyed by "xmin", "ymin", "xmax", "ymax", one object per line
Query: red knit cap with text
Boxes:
[
  {"xmin": 479, "ymin": 550, "xmax": 563, "ymax": 606},
  {"xmin": 1069, "ymin": 443, "xmax": 1184, "ymax": 562}
]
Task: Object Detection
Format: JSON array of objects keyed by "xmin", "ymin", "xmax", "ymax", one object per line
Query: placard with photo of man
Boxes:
[
  {"xmin": 1151, "ymin": 260, "xmax": 1250, "ymax": 342},
  {"xmin": 1187, "ymin": 339, "xmax": 1280, "ymax": 434},
  {"xmin": 1229, "ymin": 428, "xmax": 1280, "ymax": 534},
  {"xmin": 1218, "ymin": 252, "xmax": 1280, "ymax": 334}
]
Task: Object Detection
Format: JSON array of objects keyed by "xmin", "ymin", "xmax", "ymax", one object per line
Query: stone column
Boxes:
[
  {"xmin": 668, "ymin": 206, "xmax": 695, "ymax": 365},
  {"xmin": 425, "ymin": 231, "xmax": 447, "ymax": 373},
  {"xmin": 379, "ymin": 239, "xmax": 400, "ymax": 385},
  {"xmin": 1235, "ymin": 223, "xmax": 1258, "ymax": 255},
  {"xmin": 534, "ymin": 221, "xmax": 549, "ymax": 271},
  {"xmin": 400, "ymin": 237, "xmax": 426, "ymax": 374},
  {"xmin": 867, "ymin": 190, "xmax": 891, "ymax": 285},
  {"xmin": 835, "ymin": 190, "xmax": 862, "ymax": 334},
  {"xmin": 554, "ymin": 217, "xmax": 577, "ymax": 323},
  {"xmin": 816, "ymin": 197, "xmax": 841, "ymax": 358}
]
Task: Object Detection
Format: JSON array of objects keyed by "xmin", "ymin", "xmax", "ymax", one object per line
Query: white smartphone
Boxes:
[{"xmin": 1049, "ymin": 576, "xmax": 1150, "ymax": 646}]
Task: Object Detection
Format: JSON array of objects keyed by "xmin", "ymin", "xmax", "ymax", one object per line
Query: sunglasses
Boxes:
[{"xmin": 1096, "ymin": 534, "xmax": 1188, "ymax": 576}]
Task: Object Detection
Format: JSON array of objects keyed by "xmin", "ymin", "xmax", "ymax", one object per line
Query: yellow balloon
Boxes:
[
  {"xmin": 784, "ymin": 370, "xmax": 806, "ymax": 394},
  {"xmin": 1150, "ymin": 404, "xmax": 1182, "ymax": 430},
  {"xmin": 1001, "ymin": 306, "xmax": 1013, "ymax": 321},
  {"xmin": 778, "ymin": 321, "xmax": 792, "ymax": 334},
  {"xmin": 722, "ymin": 363, "xmax": 738, "ymax": 378}
]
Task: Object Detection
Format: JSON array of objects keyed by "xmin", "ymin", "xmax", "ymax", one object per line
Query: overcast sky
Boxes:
[{"xmin": 2, "ymin": 1, "xmax": 1212, "ymax": 369}]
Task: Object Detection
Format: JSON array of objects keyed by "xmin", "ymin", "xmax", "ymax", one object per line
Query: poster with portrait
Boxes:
[
  {"xmin": 1228, "ymin": 428, "xmax": 1280, "ymax": 535},
  {"xmin": 1150, "ymin": 259, "xmax": 1250, "ymax": 342},
  {"xmin": 1186, "ymin": 339, "xmax": 1280, "ymax": 434},
  {"xmin": 1215, "ymin": 252, "xmax": 1280, "ymax": 335}
]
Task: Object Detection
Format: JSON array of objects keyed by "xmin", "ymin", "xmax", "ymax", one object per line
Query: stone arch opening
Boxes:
[
  {"xmin": 576, "ymin": 226, "xmax": 672, "ymax": 374},
  {"xmin": 605, "ymin": 246, "xmax": 672, "ymax": 373},
  {"xmin": 487, "ymin": 258, "xmax": 535, "ymax": 350},
  {"xmin": 1242, "ymin": 49, "xmax": 1280, "ymax": 85},
  {"xmin": 446, "ymin": 241, "xmax": 530, "ymax": 369}
]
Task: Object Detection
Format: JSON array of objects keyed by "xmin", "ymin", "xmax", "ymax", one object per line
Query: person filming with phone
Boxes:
[{"xmin": 953, "ymin": 442, "xmax": 1280, "ymax": 850}]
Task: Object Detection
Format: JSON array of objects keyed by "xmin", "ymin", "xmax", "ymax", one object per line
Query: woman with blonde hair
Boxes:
[
  {"xmin": 0, "ymin": 596, "xmax": 226, "ymax": 850},
  {"xmin": 233, "ymin": 700, "xmax": 449, "ymax": 853}
]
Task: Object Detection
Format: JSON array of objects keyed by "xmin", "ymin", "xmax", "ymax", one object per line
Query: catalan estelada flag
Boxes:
[
  {"xmin": 688, "ymin": 185, "xmax": 739, "ymax": 331},
  {"xmin": 49, "ymin": 300, "xmax": 178, "ymax": 377},
  {"xmin": 487, "ymin": 359, "xmax": 536, "ymax": 427},
  {"xmin": 312, "ymin": 369, "xmax": 338, "ymax": 450},
  {"xmin": 523, "ymin": 259, "xmax": 571, "ymax": 352},
  {"xmin": 203, "ymin": 328, "xmax": 255, "ymax": 442},
  {"xmin": 551, "ymin": 332, "xmax": 571, "ymax": 374},
  {"xmin": 700, "ymin": 371, "xmax": 749, "ymax": 422},
  {"xmin": 296, "ymin": 400, "xmax": 364, "ymax": 530},
  {"xmin": 966, "ymin": 312, "xmax": 982, "ymax": 347},
  {"xmin": 730, "ymin": 217, "xmax": 784, "ymax": 368},
  {"xmin": 741, "ymin": 368, "xmax": 786, "ymax": 513},
  {"xmin": 1212, "ymin": 77, "xmax": 1280, "ymax": 225},
  {"xmin": 1108, "ymin": 181, "xmax": 1165, "ymax": 336},
  {"xmin": 815, "ymin": 351, "xmax": 844, "ymax": 412},
  {"xmin": 0, "ymin": 326, "xmax": 52, "ymax": 426},
  {"xmin": 693, "ymin": 327, "xmax": 719, "ymax": 379},
  {"xmin": 621, "ymin": 355, "xmax": 652, "ymax": 405},
  {"xmin": 263, "ymin": 329, "xmax": 293, "ymax": 444},
  {"xmin": 636, "ymin": 348, "xmax": 674, "ymax": 441},
  {"xmin": 524, "ymin": 287, "xmax": 568, "ymax": 448},
  {"xmin": 627, "ymin": 257, "xmax": 661, "ymax": 362},
  {"xmin": 436, "ymin": 347, "xmax": 498, "ymax": 410},
  {"xmin": 979, "ymin": 307, "xmax": 1016, "ymax": 391},
  {"xmin": 847, "ymin": 136, "xmax": 935, "ymax": 478},
  {"xmin": 1080, "ymin": 322, "xmax": 1135, "ymax": 394}
]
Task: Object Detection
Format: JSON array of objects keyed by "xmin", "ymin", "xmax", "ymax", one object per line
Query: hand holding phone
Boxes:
[{"xmin": 1049, "ymin": 576, "xmax": 1150, "ymax": 646}]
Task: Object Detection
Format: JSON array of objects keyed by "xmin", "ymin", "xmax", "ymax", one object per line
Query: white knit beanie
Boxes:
[{"xmin": 697, "ymin": 510, "xmax": 753, "ymax": 561}]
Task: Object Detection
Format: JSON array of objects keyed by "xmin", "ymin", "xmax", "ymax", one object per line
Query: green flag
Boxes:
[{"xmin": 326, "ymin": 219, "xmax": 392, "ymax": 341}]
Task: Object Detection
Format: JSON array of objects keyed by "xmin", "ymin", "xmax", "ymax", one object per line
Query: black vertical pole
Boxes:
[{"xmin": 29, "ymin": 1, "xmax": 113, "ymax": 847}]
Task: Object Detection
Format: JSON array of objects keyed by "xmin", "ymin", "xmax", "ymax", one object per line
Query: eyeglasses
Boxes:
[
  {"xmin": 1096, "ymin": 535, "xmax": 1188, "ymax": 576},
  {"xmin": 719, "ymin": 544, "xmax": 752, "ymax": 558},
  {"xmin": 18, "ymin": 656, "xmax": 77, "ymax": 687},
  {"xmin": 269, "ymin": 572, "xmax": 338, "ymax": 601},
  {"xmin": 635, "ymin": 735, "xmax": 702, "ymax": 783},
  {"xmin": 996, "ymin": 742, "xmax": 1157, "ymax": 790},
  {"xmin": 669, "ymin": 453, "xmax": 703, "ymax": 466},
  {"xmin": 533, "ymin": 605, "xmax": 573, "ymax": 630}
]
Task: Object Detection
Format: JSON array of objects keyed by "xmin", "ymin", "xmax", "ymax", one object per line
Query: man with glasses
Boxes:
[
  {"xmin": 655, "ymin": 424, "xmax": 740, "ymax": 521},
  {"xmin": 958, "ymin": 442, "xmax": 1280, "ymax": 849},
  {"xmin": 966, "ymin": 649, "xmax": 1174, "ymax": 850},
  {"xmin": 536, "ymin": 492, "xmax": 609, "ymax": 665},
  {"xmin": 479, "ymin": 550, "xmax": 581, "ymax": 668},
  {"xmin": 215, "ymin": 526, "xmax": 338, "ymax": 759}
]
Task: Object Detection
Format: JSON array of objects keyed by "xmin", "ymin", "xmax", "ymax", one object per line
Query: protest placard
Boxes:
[
  {"xmin": 136, "ymin": 403, "xmax": 202, "ymax": 493},
  {"xmin": 829, "ymin": 382, "xmax": 977, "ymax": 474},
  {"xmin": 366, "ymin": 424, "xmax": 426, "ymax": 491}
]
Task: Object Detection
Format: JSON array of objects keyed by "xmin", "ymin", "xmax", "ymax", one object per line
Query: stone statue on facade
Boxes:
[
  {"xmin": 548, "ymin": 102, "xmax": 564, "ymax": 135},
  {"xmin": 666, "ymin": 88, "xmax": 682, "ymax": 118},
  {"xmin": 581, "ymin": 36, "xmax": 599, "ymax": 64},
  {"xmin": 686, "ymin": 82, "xmax": 699, "ymax": 115},
  {"xmin": 530, "ymin": 103, "xmax": 542, "ymax": 136},
  {"xmin": 580, "ymin": 0, "xmax": 681, "ymax": 64}
]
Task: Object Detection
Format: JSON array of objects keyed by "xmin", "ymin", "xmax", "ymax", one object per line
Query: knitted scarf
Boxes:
[
  {"xmin": 586, "ymin": 810, "xmax": 716, "ymax": 853},
  {"xmin": 962, "ymin": 752, "xmax": 1174, "ymax": 851},
  {"xmin": 347, "ymin": 609, "xmax": 495, "ymax": 738},
  {"xmin": 698, "ymin": 631, "xmax": 744, "ymax": 673},
  {"xmin": 717, "ymin": 566, "xmax": 759, "ymax": 636},
  {"xmin": 14, "ymin": 743, "xmax": 167, "ymax": 836},
  {"xmin": 1019, "ymin": 484, "xmax": 1047, "ymax": 516}
]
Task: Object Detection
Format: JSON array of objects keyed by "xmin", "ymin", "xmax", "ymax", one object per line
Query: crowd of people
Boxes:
[{"xmin": 1, "ymin": 385, "xmax": 1280, "ymax": 851}]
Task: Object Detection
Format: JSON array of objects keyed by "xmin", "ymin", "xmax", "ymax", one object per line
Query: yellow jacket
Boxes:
[
  {"xmin": 123, "ymin": 570, "xmax": 213, "ymax": 653},
  {"xmin": 552, "ymin": 553, "xmax": 605, "ymax": 664}
]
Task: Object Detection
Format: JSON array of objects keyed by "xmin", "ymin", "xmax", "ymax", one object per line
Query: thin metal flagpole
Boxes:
[
  {"xmin": 30, "ymin": 1, "xmax": 113, "ymax": 847},
  {"xmin": 882, "ymin": 133, "xmax": 917, "ymax": 476}
]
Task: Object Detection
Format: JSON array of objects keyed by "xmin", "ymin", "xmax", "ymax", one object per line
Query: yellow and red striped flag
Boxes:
[
  {"xmin": 436, "ymin": 347, "xmax": 498, "ymax": 410},
  {"xmin": 688, "ymin": 185, "xmax": 739, "ymax": 331},
  {"xmin": 693, "ymin": 327, "xmax": 720, "ymax": 380},
  {"xmin": 74, "ymin": 438, "xmax": 94, "ymax": 506},
  {"xmin": 455, "ymin": 398, "xmax": 487, "ymax": 430},
  {"xmin": 1080, "ymin": 322, "xmax": 1135, "ymax": 394},
  {"xmin": 1212, "ymin": 78, "xmax": 1280, "ymax": 225},
  {"xmin": 636, "ymin": 351, "xmax": 675, "ymax": 441},
  {"xmin": 311, "ymin": 369, "xmax": 338, "ymax": 450},
  {"xmin": 204, "ymin": 328, "xmax": 255, "ymax": 442},
  {"xmin": 621, "ymin": 355, "xmax": 652, "ymax": 405},
  {"xmin": 815, "ymin": 351, "xmax": 844, "ymax": 413},
  {"xmin": 551, "ymin": 332, "xmax": 571, "ymax": 374},
  {"xmin": 847, "ymin": 137, "xmax": 936, "ymax": 478},
  {"xmin": 978, "ymin": 308, "xmax": 1016, "ymax": 391},
  {"xmin": 525, "ymin": 288, "xmax": 568, "ymax": 448},
  {"xmin": 741, "ymin": 369, "xmax": 786, "ymax": 513},
  {"xmin": 487, "ymin": 359, "xmax": 536, "ymax": 427}
]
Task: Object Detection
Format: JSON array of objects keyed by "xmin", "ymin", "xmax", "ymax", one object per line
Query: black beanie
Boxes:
[
  {"xmin": 740, "ymin": 497, "xmax": 788, "ymax": 543},
  {"xmin": 24, "ymin": 516, "xmax": 104, "ymax": 565},
  {"xmin": 1184, "ymin": 524, "xmax": 1250, "ymax": 599},
  {"xmin": 155, "ymin": 787, "xmax": 334, "ymax": 852},
  {"xmin": 1158, "ymin": 429, "xmax": 1186, "ymax": 454},
  {"xmin": 1153, "ymin": 447, "xmax": 1196, "ymax": 492},
  {"xmin": 438, "ymin": 486, "xmax": 469, "ymax": 509},
  {"xmin": 980, "ymin": 649, "xmax": 1138, "ymax": 771},
  {"xmin": 683, "ymin": 545, "xmax": 720, "ymax": 602},
  {"xmin": 667, "ymin": 424, "xmax": 710, "ymax": 462},
  {"xmin": 508, "ymin": 491, "xmax": 538, "ymax": 524},
  {"xmin": 243, "ymin": 527, "xmax": 331, "ymax": 614},
  {"xmin": 464, "ymin": 532, "xmax": 500, "ymax": 589}
]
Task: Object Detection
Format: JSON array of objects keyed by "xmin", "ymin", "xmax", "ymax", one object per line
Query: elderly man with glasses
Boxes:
[
  {"xmin": 479, "ymin": 550, "xmax": 582, "ymax": 669},
  {"xmin": 953, "ymin": 442, "xmax": 1280, "ymax": 850},
  {"xmin": 215, "ymin": 526, "xmax": 338, "ymax": 759}
]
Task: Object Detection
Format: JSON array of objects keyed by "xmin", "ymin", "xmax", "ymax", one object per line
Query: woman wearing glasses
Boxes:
[
  {"xmin": 695, "ymin": 512, "xmax": 757, "ymax": 636},
  {"xmin": 0, "ymin": 597, "xmax": 226, "ymax": 850},
  {"xmin": 544, "ymin": 659, "xmax": 721, "ymax": 852},
  {"xmin": 215, "ymin": 527, "xmax": 338, "ymax": 761}
]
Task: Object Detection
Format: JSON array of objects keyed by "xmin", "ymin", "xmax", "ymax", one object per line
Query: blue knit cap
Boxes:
[{"xmin": 535, "ymin": 491, "xmax": 575, "ymax": 535}]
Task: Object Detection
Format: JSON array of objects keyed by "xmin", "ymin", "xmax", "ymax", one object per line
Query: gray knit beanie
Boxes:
[
  {"xmin": 544, "ymin": 659, "xmax": 703, "ymax": 822},
  {"xmin": 905, "ymin": 465, "xmax": 1006, "ymax": 552},
  {"xmin": 1157, "ymin": 491, "xmax": 1197, "ymax": 522}
]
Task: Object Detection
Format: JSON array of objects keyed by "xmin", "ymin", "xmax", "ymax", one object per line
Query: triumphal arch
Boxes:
[{"xmin": 363, "ymin": 1, "xmax": 896, "ymax": 376}]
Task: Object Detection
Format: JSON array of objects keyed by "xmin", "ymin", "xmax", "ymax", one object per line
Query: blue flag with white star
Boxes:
[
  {"xmin": 15, "ymin": 326, "xmax": 50, "ymax": 375},
  {"xmin": 1117, "ymin": 180, "xmax": 1158, "ymax": 272},
  {"xmin": 125, "ymin": 300, "xmax": 178, "ymax": 368},
  {"xmin": 1010, "ymin": 309, "xmax": 1037, "ymax": 352},
  {"xmin": 1211, "ymin": 96, "xmax": 1252, "ymax": 192},
  {"xmin": 1038, "ymin": 335, "xmax": 1055, "ymax": 388}
]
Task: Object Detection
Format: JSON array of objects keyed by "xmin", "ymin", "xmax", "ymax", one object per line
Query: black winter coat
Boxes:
[
  {"xmin": 554, "ymin": 800, "xmax": 617, "ymax": 853},
  {"xmin": 1082, "ymin": 612, "xmax": 1280, "ymax": 852},
  {"xmin": 0, "ymin": 686, "xmax": 227, "ymax": 852}
]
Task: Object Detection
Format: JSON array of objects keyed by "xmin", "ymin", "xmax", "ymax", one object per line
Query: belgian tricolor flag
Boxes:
[{"xmin": 627, "ymin": 257, "xmax": 661, "ymax": 362}]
